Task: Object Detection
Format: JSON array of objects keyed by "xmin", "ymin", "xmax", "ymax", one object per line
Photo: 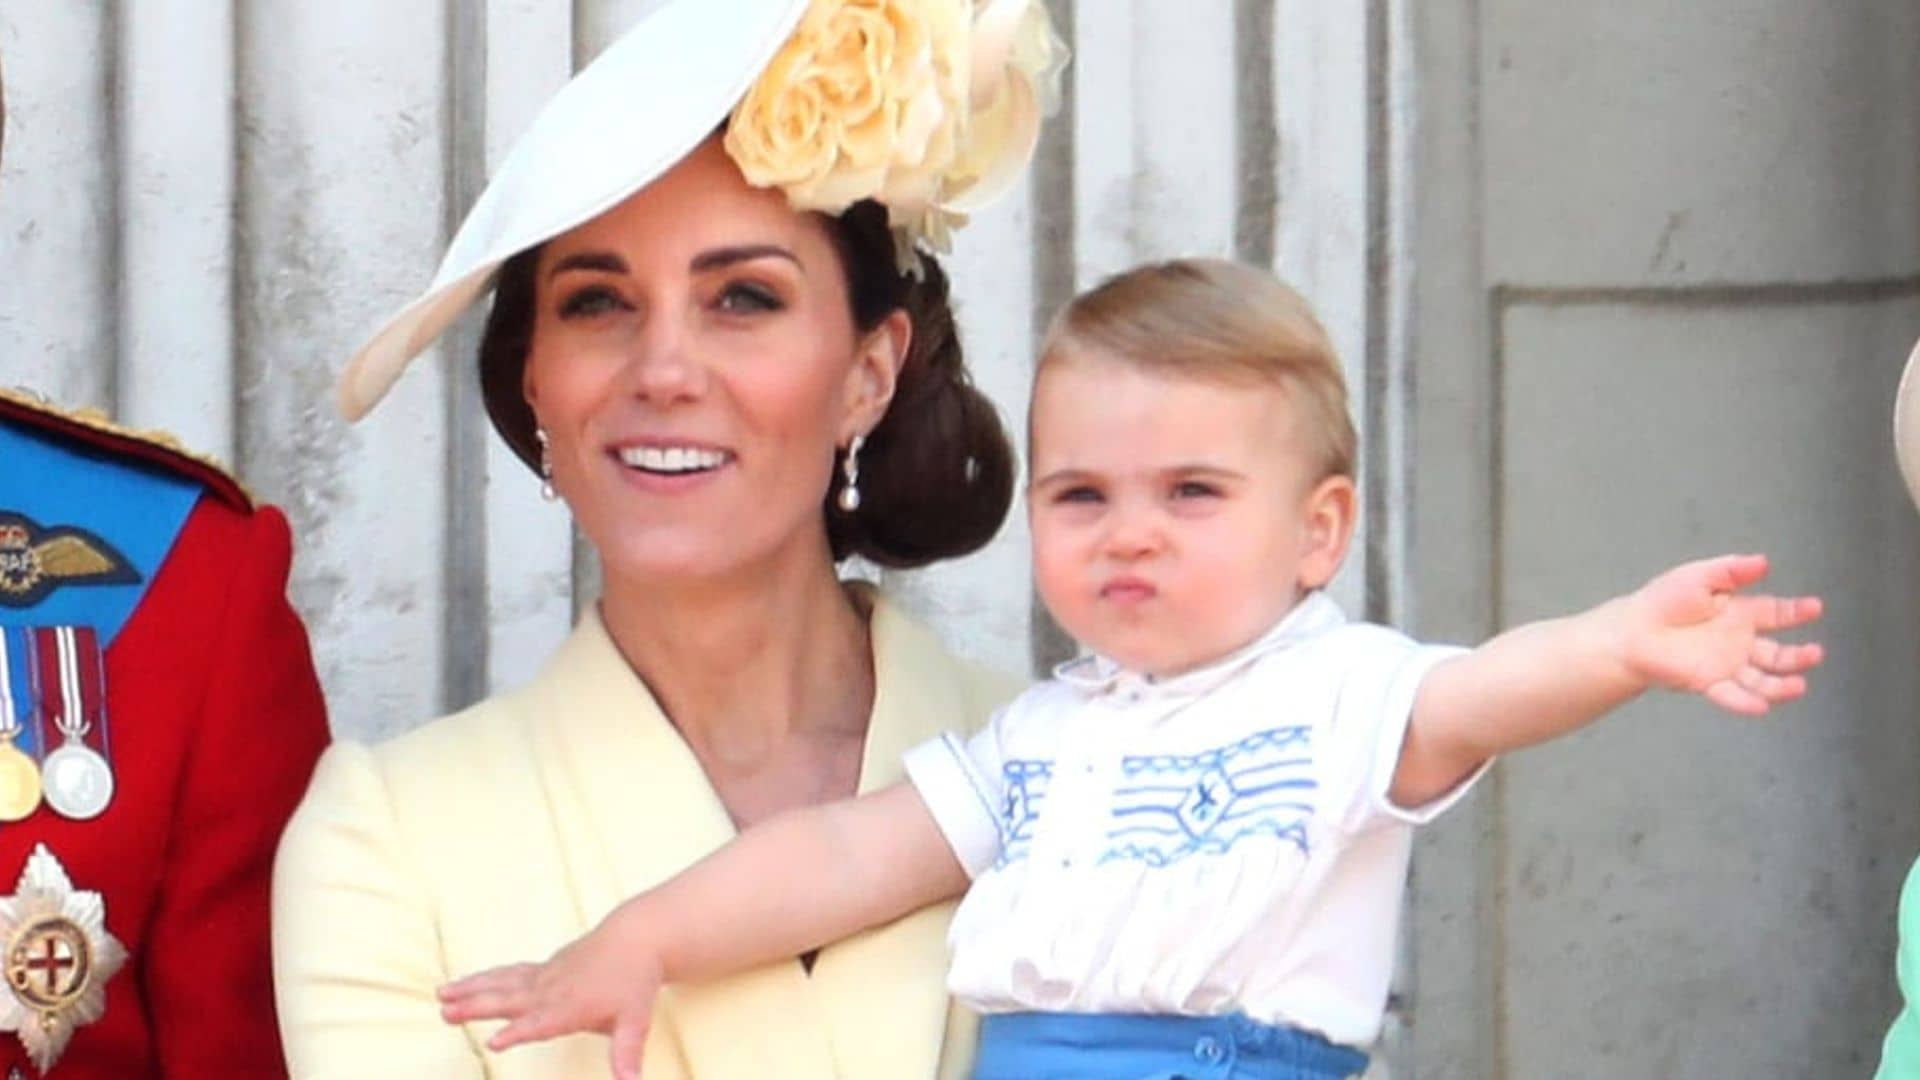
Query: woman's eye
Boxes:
[
  {"xmin": 557, "ymin": 286, "xmax": 628, "ymax": 319},
  {"xmin": 717, "ymin": 282, "xmax": 783, "ymax": 314}
]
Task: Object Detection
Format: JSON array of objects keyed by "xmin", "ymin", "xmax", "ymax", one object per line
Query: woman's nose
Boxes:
[{"xmin": 622, "ymin": 316, "xmax": 705, "ymax": 402}]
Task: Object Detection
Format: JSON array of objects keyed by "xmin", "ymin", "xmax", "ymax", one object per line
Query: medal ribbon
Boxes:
[
  {"xmin": 30, "ymin": 627, "xmax": 109, "ymax": 761},
  {"xmin": 0, "ymin": 626, "xmax": 41, "ymax": 756}
]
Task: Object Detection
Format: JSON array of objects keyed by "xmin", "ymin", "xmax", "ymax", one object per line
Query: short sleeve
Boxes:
[
  {"xmin": 1320, "ymin": 631, "xmax": 1483, "ymax": 833},
  {"xmin": 902, "ymin": 711, "xmax": 1009, "ymax": 878}
]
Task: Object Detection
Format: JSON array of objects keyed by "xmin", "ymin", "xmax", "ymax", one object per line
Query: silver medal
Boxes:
[
  {"xmin": 37, "ymin": 628, "xmax": 114, "ymax": 820},
  {"xmin": 40, "ymin": 743, "xmax": 112, "ymax": 821}
]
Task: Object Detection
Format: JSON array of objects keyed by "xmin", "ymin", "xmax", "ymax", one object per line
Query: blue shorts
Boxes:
[{"xmin": 973, "ymin": 1010, "xmax": 1370, "ymax": 1080}]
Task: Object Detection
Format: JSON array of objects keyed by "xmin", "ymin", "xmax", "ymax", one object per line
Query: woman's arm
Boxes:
[
  {"xmin": 440, "ymin": 781, "xmax": 966, "ymax": 1076},
  {"xmin": 1391, "ymin": 553, "xmax": 1823, "ymax": 807},
  {"xmin": 273, "ymin": 743, "xmax": 487, "ymax": 1080}
]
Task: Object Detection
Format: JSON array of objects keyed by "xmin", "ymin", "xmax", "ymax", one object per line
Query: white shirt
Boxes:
[{"xmin": 901, "ymin": 592, "xmax": 1483, "ymax": 1048}]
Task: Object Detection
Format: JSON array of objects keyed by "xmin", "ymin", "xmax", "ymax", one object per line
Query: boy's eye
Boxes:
[
  {"xmin": 1053, "ymin": 485, "xmax": 1104, "ymax": 505},
  {"xmin": 557, "ymin": 286, "xmax": 628, "ymax": 319},
  {"xmin": 1172, "ymin": 481, "xmax": 1221, "ymax": 499},
  {"xmin": 717, "ymin": 282, "xmax": 783, "ymax": 314}
]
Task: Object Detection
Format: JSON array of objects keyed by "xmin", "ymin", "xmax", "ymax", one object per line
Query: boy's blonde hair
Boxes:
[{"xmin": 1040, "ymin": 258, "xmax": 1356, "ymax": 481}]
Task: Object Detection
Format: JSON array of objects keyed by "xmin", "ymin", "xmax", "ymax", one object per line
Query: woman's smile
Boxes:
[{"xmin": 605, "ymin": 439, "xmax": 738, "ymax": 494}]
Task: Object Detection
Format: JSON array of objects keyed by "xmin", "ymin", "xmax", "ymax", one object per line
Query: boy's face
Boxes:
[{"xmin": 1027, "ymin": 348, "xmax": 1353, "ymax": 679}]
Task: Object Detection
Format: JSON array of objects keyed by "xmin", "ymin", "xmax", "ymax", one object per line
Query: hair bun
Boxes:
[{"xmin": 826, "ymin": 245, "xmax": 1016, "ymax": 568}]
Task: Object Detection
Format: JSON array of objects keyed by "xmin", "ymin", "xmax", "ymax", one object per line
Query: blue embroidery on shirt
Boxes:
[
  {"xmin": 994, "ymin": 758, "xmax": 1053, "ymax": 867},
  {"xmin": 1100, "ymin": 725, "xmax": 1316, "ymax": 867}
]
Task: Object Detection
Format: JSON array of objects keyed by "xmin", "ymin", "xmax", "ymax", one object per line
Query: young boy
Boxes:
[{"xmin": 441, "ymin": 258, "xmax": 1823, "ymax": 1079}]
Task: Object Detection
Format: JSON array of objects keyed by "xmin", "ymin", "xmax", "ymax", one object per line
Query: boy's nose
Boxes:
[{"xmin": 1101, "ymin": 510, "xmax": 1166, "ymax": 560}]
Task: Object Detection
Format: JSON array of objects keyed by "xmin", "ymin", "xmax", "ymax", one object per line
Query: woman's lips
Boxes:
[
  {"xmin": 605, "ymin": 443, "xmax": 736, "ymax": 493},
  {"xmin": 612, "ymin": 443, "xmax": 733, "ymax": 472}
]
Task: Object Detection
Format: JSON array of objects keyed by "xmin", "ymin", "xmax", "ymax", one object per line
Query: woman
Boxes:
[
  {"xmin": 271, "ymin": 2, "xmax": 1065, "ymax": 1077},
  {"xmin": 1879, "ymin": 338, "xmax": 1920, "ymax": 1078}
]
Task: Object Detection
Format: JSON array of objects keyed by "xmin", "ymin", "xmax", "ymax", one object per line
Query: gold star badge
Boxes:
[{"xmin": 0, "ymin": 845, "xmax": 127, "ymax": 1073}]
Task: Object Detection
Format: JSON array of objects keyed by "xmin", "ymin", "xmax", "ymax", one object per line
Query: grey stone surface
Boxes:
[
  {"xmin": 1484, "ymin": 1, "xmax": 1920, "ymax": 287},
  {"xmin": 1495, "ymin": 298, "xmax": 1920, "ymax": 1078}
]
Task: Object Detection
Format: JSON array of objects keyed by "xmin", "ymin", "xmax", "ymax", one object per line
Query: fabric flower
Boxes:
[{"xmin": 725, "ymin": 0, "xmax": 1068, "ymax": 270}]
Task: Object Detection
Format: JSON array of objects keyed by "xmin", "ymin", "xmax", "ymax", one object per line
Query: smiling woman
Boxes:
[
  {"xmin": 268, "ymin": 2, "xmax": 1065, "ymax": 1079},
  {"xmin": 477, "ymin": 150, "xmax": 1012, "ymax": 580}
]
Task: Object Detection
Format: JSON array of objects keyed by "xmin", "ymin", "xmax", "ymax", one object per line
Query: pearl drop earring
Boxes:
[
  {"xmin": 536, "ymin": 428, "xmax": 557, "ymax": 502},
  {"xmin": 837, "ymin": 434, "xmax": 865, "ymax": 512}
]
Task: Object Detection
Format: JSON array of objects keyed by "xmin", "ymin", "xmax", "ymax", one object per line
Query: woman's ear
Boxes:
[
  {"xmin": 521, "ymin": 354, "xmax": 542, "ymax": 414},
  {"xmin": 1296, "ymin": 474, "xmax": 1358, "ymax": 591},
  {"xmin": 841, "ymin": 309, "xmax": 911, "ymax": 442}
]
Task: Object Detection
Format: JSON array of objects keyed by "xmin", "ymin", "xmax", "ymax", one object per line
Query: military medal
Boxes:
[
  {"xmin": 32, "ymin": 628, "xmax": 112, "ymax": 821},
  {"xmin": 0, "ymin": 632, "xmax": 39, "ymax": 822},
  {"xmin": 0, "ymin": 844, "xmax": 128, "ymax": 1073}
]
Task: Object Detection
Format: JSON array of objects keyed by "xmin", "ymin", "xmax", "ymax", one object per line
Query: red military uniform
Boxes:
[{"xmin": 0, "ymin": 387, "xmax": 329, "ymax": 1078}]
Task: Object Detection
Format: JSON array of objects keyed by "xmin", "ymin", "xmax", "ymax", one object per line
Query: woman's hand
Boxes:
[
  {"xmin": 1613, "ymin": 553, "xmax": 1824, "ymax": 715},
  {"xmin": 439, "ymin": 917, "xmax": 665, "ymax": 1080}
]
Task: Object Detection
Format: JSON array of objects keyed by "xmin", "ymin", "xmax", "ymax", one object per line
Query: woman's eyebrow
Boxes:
[
  {"xmin": 690, "ymin": 245, "xmax": 801, "ymax": 273},
  {"xmin": 547, "ymin": 251, "xmax": 628, "ymax": 279}
]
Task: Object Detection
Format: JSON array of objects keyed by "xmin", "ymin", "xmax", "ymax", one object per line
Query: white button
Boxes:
[{"xmin": 1193, "ymin": 1035, "xmax": 1223, "ymax": 1064}]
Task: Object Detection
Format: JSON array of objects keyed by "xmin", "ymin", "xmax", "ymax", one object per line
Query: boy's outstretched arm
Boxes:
[
  {"xmin": 1392, "ymin": 553, "xmax": 1823, "ymax": 808},
  {"xmin": 437, "ymin": 781, "xmax": 965, "ymax": 1077}
]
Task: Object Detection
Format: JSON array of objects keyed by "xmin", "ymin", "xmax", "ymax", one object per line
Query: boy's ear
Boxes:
[{"xmin": 1297, "ymin": 475, "xmax": 1357, "ymax": 591}]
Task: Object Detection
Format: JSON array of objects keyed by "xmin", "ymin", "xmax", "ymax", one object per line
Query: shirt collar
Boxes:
[{"xmin": 1052, "ymin": 590, "xmax": 1349, "ymax": 702}]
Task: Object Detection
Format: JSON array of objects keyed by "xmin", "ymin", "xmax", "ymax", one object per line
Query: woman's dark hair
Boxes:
[{"xmin": 477, "ymin": 198, "xmax": 1015, "ymax": 570}]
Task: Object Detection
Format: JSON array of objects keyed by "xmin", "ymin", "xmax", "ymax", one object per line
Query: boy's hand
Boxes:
[
  {"xmin": 439, "ymin": 921, "xmax": 665, "ymax": 1080},
  {"xmin": 1614, "ymin": 553, "xmax": 1824, "ymax": 715}
]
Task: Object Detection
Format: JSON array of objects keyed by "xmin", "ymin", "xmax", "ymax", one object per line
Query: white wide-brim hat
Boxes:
[
  {"xmin": 1897, "ymin": 338, "xmax": 1920, "ymax": 509},
  {"xmin": 336, "ymin": 0, "xmax": 1065, "ymax": 422},
  {"xmin": 335, "ymin": 0, "xmax": 809, "ymax": 420}
]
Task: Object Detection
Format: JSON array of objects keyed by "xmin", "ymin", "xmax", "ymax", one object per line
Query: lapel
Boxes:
[{"xmin": 510, "ymin": 586, "xmax": 987, "ymax": 1079}]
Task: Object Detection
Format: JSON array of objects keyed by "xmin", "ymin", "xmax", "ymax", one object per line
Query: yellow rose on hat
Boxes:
[
  {"xmin": 726, "ymin": 0, "xmax": 969, "ymax": 214},
  {"xmin": 725, "ymin": 0, "xmax": 1067, "ymax": 262}
]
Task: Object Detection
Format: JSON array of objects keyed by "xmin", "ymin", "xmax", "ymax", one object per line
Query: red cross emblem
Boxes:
[{"xmin": 7, "ymin": 918, "xmax": 91, "ymax": 1010}]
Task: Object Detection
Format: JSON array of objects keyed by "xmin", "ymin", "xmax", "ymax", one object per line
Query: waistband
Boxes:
[{"xmin": 974, "ymin": 1010, "xmax": 1370, "ymax": 1079}]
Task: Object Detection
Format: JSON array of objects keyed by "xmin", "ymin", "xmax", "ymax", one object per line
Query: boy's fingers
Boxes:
[
  {"xmin": 610, "ymin": 1007, "xmax": 652, "ymax": 1080},
  {"xmin": 1735, "ymin": 666, "xmax": 1805, "ymax": 703},
  {"xmin": 440, "ymin": 966, "xmax": 524, "ymax": 1000},
  {"xmin": 1731, "ymin": 594, "xmax": 1822, "ymax": 634},
  {"xmin": 1767, "ymin": 595, "xmax": 1822, "ymax": 631},
  {"xmin": 489, "ymin": 1009, "xmax": 565, "ymax": 1052},
  {"xmin": 1705, "ymin": 680, "xmax": 1770, "ymax": 716},
  {"xmin": 441, "ymin": 985, "xmax": 532, "ymax": 1022},
  {"xmin": 445, "ymin": 964, "xmax": 540, "ymax": 999},
  {"xmin": 1754, "ymin": 637, "xmax": 1823, "ymax": 675},
  {"xmin": 1689, "ymin": 552, "xmax": 1768, "ymax": 593}
]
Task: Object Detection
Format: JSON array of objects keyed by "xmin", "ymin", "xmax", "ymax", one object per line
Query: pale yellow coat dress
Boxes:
[{"xmin": 272, "ymin": 587, "xmax": 1018, "ymax": 1079}]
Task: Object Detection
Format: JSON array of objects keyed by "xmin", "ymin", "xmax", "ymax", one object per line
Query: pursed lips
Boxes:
[{"xmin": 1099, "ymin": 575, "xmax": 1157, "ymax": 603}]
